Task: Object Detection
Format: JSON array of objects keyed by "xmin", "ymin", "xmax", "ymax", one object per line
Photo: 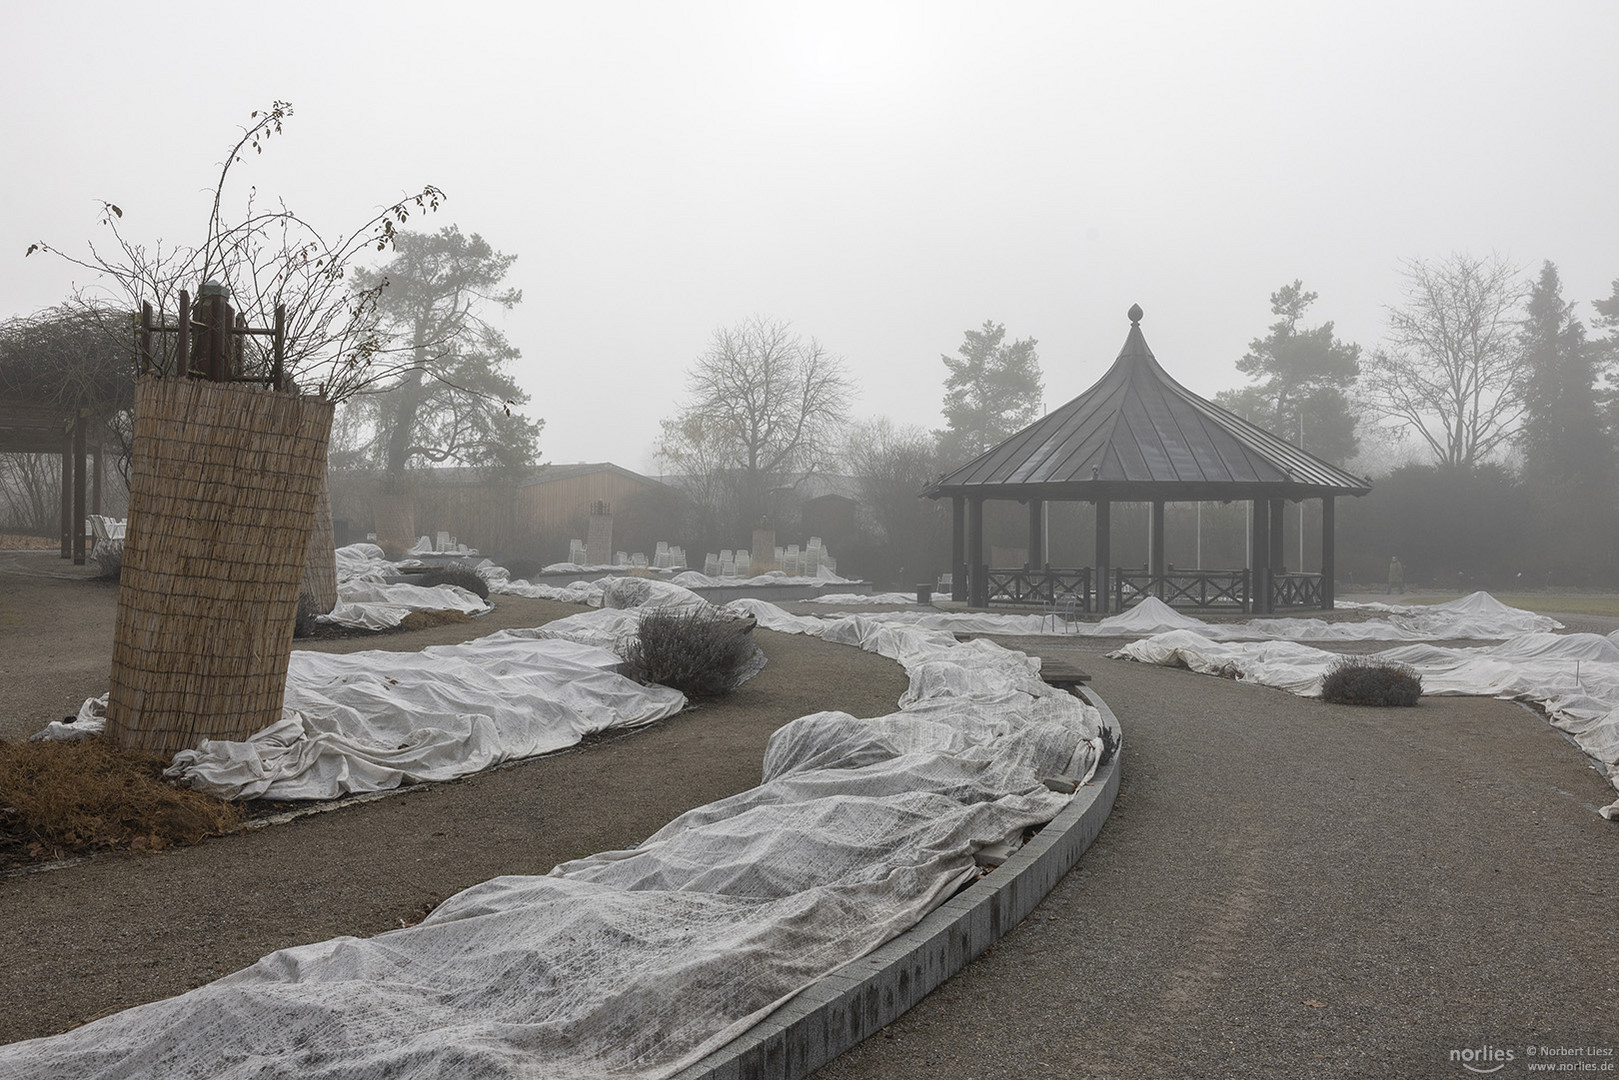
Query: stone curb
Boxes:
[{"xmin": 670, "ymin": 685, "xmax": 1122, "ymax": 1080}]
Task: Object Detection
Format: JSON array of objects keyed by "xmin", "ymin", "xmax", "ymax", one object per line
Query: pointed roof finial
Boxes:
[{"xmin": 1128, "ymin": 303, "xmax": 1143, "ymax": 325}]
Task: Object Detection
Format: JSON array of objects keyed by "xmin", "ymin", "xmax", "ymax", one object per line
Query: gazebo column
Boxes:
[
  {"xmin": 967, "ymin": 497, "xmax": 987, "ymax": 608},
  {"xmin": 1250, "ymin": 497, "xmax": 1271, "ymax": 614},
  {"xmin": 951, "ymin": 496, "xmax": 967, "ymax": 602},
  {"xmin": 92, "ymin": 442, "xmax": 103, "ymax": 515},
  {"xmin": 1027, "ymin": 499, "xmax": 1044, "ymax": 570},
  {"xmin": 1094, "ymin": 499, "xmax": 1111, "ymax": 614},
  {"xmin": 1321, "ymin": 495, "xmax": 1336, "ymax": 610},
  {"xmin": 1269, "ymin": 498, "xmax": 1286, "ymax": 576},
  {"xmin": 1150, "ymin": 499, "xmax": 1166, "ymax": 595}
]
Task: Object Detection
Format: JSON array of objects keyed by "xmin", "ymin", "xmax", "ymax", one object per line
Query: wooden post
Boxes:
[
  {"xmin": 951, "ymin": 496, "xmax": 966, "ymax": 602},
  {"xmin": 139, "ymin": 301, "xmax": 154, "ymax": 375},
  {"xmin": 234, "ymin": 312, "xmax": 248, "ymax": 379},
  {"xmin": 1269, "ymin": 498, "xmax": 1285, "ymax": 576},
  {"xmin": 1027, "ymin": 499, "xmax": 1044, "ymax": 570},
  {"xmin": 1150, "ymin": 499, "xmax": 1166, "ymax": 593},
  {"xmin": 1251, "ymin": 497, "xmax": 1271, "ymax": 614},
  {"xmin": 1094, "ymin": 499, "xmax": 1111, "ymax": 614},
  {"xmin": 176, "ymin": 289, "xmax": 191, "ymax": 377},
  {"xmin": 967, "ymin": 497, "xmax": 986, "ymax": 607},
  {"xmin": 273, "ymin": 303, "xmax": 286, "ymax": 390},
  {"xmin": 60, "ymin": 428, "xmax": 72, "ymax": 558},
  {"xmin": 1321, "ymin": 496, "xmax": 1336, "ymax": 610},
  {"xmin": 72, "ymin": 416, "xmax": 87, "ymax": 565}
]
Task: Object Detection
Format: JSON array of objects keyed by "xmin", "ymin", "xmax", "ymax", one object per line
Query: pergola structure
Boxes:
[
  {"xmin": 0, "ymin": 402, "xmax": 117, "ymax": 565},
  {"xmin": 924, "ymin": 305, "xmax": 1372, "ymax": 613}
]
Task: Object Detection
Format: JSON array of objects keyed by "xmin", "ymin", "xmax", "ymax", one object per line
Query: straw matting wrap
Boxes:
[
  {"xmin": 299, "ymin": 466, "xmax": 338, "ymax": 615},
  {"xmin": 107, "ymin": 377, "xmax": 335, "ymax": 755},
  {"xmin": 371, "ymin": 491, "xmax": 416, "ymax": 554}
]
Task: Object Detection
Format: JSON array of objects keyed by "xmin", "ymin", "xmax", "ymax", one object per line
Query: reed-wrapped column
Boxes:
[{"xmin": 107, "ymin": 377, "xmax": 334, "ymax": 754}]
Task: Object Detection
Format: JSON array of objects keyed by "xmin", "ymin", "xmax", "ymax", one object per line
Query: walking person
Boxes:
[{"xmin": 1387, "ymin": 556, "xmax": 1404, "ymax": 595}]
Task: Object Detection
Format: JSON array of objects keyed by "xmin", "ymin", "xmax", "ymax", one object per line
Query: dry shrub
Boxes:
[
  {"xmin": 0, "ymin": 737, "xmax": 243, "ymax": 861},
  {"xmin": 1321, "ymin": 656, "xmax": 1423, "ymax": 707},
  {"xmin": 1098, "ymin": 724, "xmax": 1120, "ymax": 768},
  {"xmin": 91, "ymin": 540, "xmax": 123, "ymax": 582},
  {"xmin": 622, "ymin": 609, "xmax": 757, "ymax": 699},
  {"xmin": 399, "ymin": 608, "xmax": 473, "ymax": 632},
  {"xmin": 413, "ymin": 565, "xmax": 490, "ymax": 600},
  {"xmin": 293, "ymin": 592, "xmax": 323, "ymax": 638}
]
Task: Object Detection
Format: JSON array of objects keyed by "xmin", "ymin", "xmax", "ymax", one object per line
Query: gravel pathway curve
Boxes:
[{"xmin": 814, "ymin": 648, "xmax": 1619, "ymax": 1080}]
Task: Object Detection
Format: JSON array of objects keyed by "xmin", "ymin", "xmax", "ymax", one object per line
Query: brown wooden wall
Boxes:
[{"xmin": 515, "ymin": 472, "xmax": 664, "ymax": 560}]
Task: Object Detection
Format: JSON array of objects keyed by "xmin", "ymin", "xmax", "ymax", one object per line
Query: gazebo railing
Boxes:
[
  {"xmin": 1271, "ymin": 572, "xmax": 1323, "ymax": 608},
  {"xmin": 1114, "ymin": 569, "xmax": 1250, "ymax": 611},
  {"xmin": 984, "ymin": 566, "xmax": 1093, "ymax": 611}
]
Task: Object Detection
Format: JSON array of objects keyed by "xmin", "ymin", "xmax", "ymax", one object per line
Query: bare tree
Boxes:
[
  {"xmin": 842, "ymin": 418, "xmax": 950, "ymax": 582},
  {"xmin": 1362, "ymin": 253, "xmax": 1527, "ymax": 468},
  {"xmin": 658, "ymin": 317, "xmax": 853, "ymax": 540},
  {"xmin": 26, "ymin": 101, "xmax": 444, "ymax": 401}
]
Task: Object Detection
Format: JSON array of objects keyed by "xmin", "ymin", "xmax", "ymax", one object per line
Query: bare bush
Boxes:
[
  {"xmin": 1321, "ymin": 656, "xmax": 1422, "ymax": 706},
  {"xmin": 622, "ymin": 609, "xmax": 758, "ymax": 699}
]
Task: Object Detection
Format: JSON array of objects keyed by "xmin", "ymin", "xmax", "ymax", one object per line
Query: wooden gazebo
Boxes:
[
  {"xmin": 0, "ymin": 402, "xmax": 117, "ymax": 565},
  {"xmin": 924, "ymin": 305, "xmax": 1372, "ymax": 612}
]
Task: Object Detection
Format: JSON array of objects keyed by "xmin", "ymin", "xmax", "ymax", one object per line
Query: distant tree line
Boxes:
[{"xmin": 1227, "ymin": 256, "xmax": 1619, "ymax": 590}]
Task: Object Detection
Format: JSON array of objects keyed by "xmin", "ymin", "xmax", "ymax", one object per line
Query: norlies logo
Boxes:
[{"xmin": 1451, "ymin": 1046, "xmax": 1515, "ymax": 1074}]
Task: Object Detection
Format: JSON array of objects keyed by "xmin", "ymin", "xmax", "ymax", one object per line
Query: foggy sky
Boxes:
[{"xmin": 4, "ymin": 1, "xmax": 1616, "ymax": 473}]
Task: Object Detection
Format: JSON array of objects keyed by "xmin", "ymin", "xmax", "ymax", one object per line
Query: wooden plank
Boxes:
[{"xmin": 1039, "ymin": 658, "xmax": 1092, "ymax": 687}]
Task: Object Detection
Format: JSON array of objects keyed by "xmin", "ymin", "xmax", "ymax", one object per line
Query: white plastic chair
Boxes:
[{"xmin": 1041, "ymin": 594, "xmax": 1079, "ymax": 633}]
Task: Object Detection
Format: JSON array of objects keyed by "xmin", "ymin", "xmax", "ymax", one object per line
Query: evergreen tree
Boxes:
[
  {"xmin": 1215, "ymin": 281, "xmax": 1360, "ymax": 463},
  {"xmin": 340, "ymin": 227, "xmax": 542, "ymax": 482},
  {"xmin": 936, "ymin": 320, "xmax": 1043, "ymax": 464},
  {"xmin": 1518, "ymin": 261, "xmax": 1607, "ymax": 486},
  {"xmin": 1592, "ymin": 278, "xmax": 1619, "ymax": 444}
]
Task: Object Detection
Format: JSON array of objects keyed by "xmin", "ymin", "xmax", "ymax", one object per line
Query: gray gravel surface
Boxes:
[{"xmin": 815, "ymin": 648, "xmax": 1619, "ymax": 1080}]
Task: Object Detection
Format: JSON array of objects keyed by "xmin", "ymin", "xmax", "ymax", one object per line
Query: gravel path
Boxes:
[{"xmin": 815, "ymin": 647, "xmax": 1619, "ymax": 1079}]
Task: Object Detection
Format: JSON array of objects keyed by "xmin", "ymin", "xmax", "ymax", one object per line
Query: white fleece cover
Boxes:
[
  {"xmin": 8, "ymin": 590, "xmax": 1102, "ymax": 1079},
  {"xmin": 813, "ymin": 592, "xmax": 1561, "ymax": 642},
  {"xmin": 38, "ymin": 634, "xmax": 688, "ymax": 800},
  {"xmin": 1113, "ymin": 624, "xmax": 1619, "ymax": 818},
  {"xmin": 318, "ymin": 544, "xmax": 493, "ymax": 630}
]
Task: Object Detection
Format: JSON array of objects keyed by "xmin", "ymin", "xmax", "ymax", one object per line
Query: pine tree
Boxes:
[
  {"xmin": 1518, "ymin": 261, "xmax": 1607, "ymax": 487},
  {"xmin": 937, "ymin": 320, "xmax": 1043, "ymax": 463},
  {"xmin": 1215, "ymin": 281, "xmax": 1360, "ymax": 463}
]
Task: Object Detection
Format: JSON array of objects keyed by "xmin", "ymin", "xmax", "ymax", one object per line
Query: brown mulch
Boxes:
[{"xmin": 0, "ymin": 737, "xmax": 243, "ymax": 867}]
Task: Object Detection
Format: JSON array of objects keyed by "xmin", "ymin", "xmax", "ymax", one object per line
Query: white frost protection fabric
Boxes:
[
  {"xmin": 492, "ymin": 576, "xmax": 607, "ymax": 605},
  {"xmin": 7, "ymin": 601, "xmax": 1102, "ymax": 1079},
  {"xmin": 788, "ymin": 590, "xmax": 1562, "ymax": 644},
  {"xmin": 319, "ymin": 543, "xmax": 494, "ymax": 630},
  {"xmin": 162, "ymin": 633, "xmax": 686, "ymax": 801},
  {"xmin": 1113, "ymin": 624, "xmax": 1619, "ymax": 818},
  {"xmin": 804, "ymin": 591, "xmax": 917, "ymax": 605}
]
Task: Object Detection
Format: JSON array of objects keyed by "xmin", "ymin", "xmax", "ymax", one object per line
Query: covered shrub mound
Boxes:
[
  {"xmin": 623, "ymin": 609, "xmax": 758, "ymax": 699},
  {"xmin": 413, "ymin": 564, "xmax": 491, "ymax": 600},
  {"xmin": 1321, "ymin": 656, "xmax": 1422, "ymax": 706},
  {"xmin": 0, "ymin": 737, "xmax": 243, "ymax": 862}
]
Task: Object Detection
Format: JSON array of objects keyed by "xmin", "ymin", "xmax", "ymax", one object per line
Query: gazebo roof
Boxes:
[{"xmin": 925, "ymin": 305, "xmax": 1372, "ymax": 503}]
